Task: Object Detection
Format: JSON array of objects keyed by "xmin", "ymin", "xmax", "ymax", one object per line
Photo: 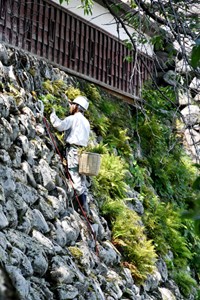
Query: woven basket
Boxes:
[{"xmin": 79, "ymin": 152, "xmax": 101, "ymax": 176}]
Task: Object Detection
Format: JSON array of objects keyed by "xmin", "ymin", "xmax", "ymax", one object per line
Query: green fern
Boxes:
[
  {"xmin": 102, "ymin": 200, "xmax": 157, "ymax": 281},
  {"xmin": 105, "ymin": 128, "xmax": 132, "ymax": 158},
  {"xmin": 142, "ymin": 192, "xmax": 192, "ymax": 265},
  {"xmin": 172, "ymin": 270, "xmax": 197, "ymax": 297},
  {"xmin": 83, "ymin": 83, "xmax": 101, "ymax": 102},
  {"xmin": 92, "ymin": 153, "xmax": 128, "ymax": 200},
  {"xmin": 85, "ymin": 142, "xmax": 108, "ymax": 154},
  {"xmin": 65, "ymin": 86, "xmax": 82, "ymax": 100}
]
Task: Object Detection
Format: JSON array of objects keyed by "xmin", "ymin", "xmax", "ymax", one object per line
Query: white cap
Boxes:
[{"xmin": 73, "ymin": 96, "xmax": 89, "ymax": 111}]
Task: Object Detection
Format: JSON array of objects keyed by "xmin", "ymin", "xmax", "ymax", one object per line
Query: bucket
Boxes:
[{"xmin": 79, "ymin": 152, "xmax": 101, "ymax": 176}]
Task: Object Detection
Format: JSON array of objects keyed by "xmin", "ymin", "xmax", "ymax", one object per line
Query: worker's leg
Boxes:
[{"xmin": 66, "ymin": 147, "xmax": 89, "ymax": 213}]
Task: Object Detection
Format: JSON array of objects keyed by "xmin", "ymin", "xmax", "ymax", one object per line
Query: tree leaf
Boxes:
[{"xmin": 191, "ymin": 44, "xmax": 200, "ymax": 68}]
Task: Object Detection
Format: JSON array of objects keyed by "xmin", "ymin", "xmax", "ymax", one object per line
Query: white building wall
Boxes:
[{"xmin": 51, "ymin": 0, "xmax": 153, "ymax": 56}]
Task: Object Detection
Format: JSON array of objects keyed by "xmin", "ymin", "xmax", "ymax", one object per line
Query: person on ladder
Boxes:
[{"xmin": 50, "ymin": 96, "xmax": 91, "ymax": 217}]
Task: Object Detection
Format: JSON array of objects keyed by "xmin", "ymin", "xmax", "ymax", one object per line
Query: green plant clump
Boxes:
[
  {"xmin": 92, "ymin": 153, "xmax": 128, "ymax": 201},
  {"xmin": 142, "ymin": 189, "xmax": 192, "ymax": 265},
  {"xmin": 102, "ymin": 200, "xmax": 157, "ymax": 281},
  {"xmin": 172, "ymin": 270, "xmax": 197, "ymax": 297}
]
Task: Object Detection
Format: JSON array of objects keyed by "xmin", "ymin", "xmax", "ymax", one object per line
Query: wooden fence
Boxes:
[{"xmin": 0, "ymin": 0, "xmax": 154, "ymax": 101}]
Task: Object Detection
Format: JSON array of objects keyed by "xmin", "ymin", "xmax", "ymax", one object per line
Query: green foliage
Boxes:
[
  {"xmin": 196, "ymin": 290, "xmax": 200, "ymax": 300},
  {"xmin": 143, "ymin": 85, "xmax": 176, "ymax": 111},
  {"xmin": 92, "ymin": 153, "xmax": 128, "ymax": 200},
  {"xmin": 83, "ymin": 83, "xmax": 133, "ymax": 160},
  {"xmin": 68, "ymin": 246, "xmax": 83, "ymax": 260},
  {"xmin": 92, "ymin": 148, "xmax": 157, "ymax": 282},
  {"xmin": 183, "ymin": 165, "xmax": 200, "ymax": 235},
  {"xmin": 182, "ymin": 220, "xmax": 200, "ymax": 281},
  {"xmin": 104, "ymin": 128, "xmax": 132, "ymax": 158},
  {"xmin": 150, "ymin": 35, "xmax": 164, "ymax": 51},
  {"xmin": 42, "ymin": 79, "xmax": 67, "ymax": 96},
  {"xmin": 99, "ymin": 98, "xmax": 119, "ymax": 116},
  {"xmin": 142, "ymin": 190, "xmax": 192, "ymax": 266},
  {"xmin": 39, "ymin": 93, "xmax": 69, "ymax": 119},
  {"xmin": 102, "ymin": 200, "xmax": 157, "ymax": 281},
  {"xmin": 65, "ymin": 86, "xmax": 82, "ymax": 100},
  {"xmin": 85, "ymin": 142, "xmax": 108, "ymax": 154},
  {"xmin": 191, "ymin": 39, "xmax": 200, "ymax": 68},
  {"xmin": 172, "ymin": 270, "xmax": 197, "ymax": 297},
  {"xmin": 40, "ymin": 79, "xmax": 70, "ymax": 119},
  {"xmin": 83, "ymin": 84, "xmax": 101, "ymax": 102},
  {"xmin": 93, "ymin": 115, "xmax": 110, "ymax": 137},
  {"xmin": 87, "ymin": 100, "xmax": 110, "ymax": 137},
  {"xmin": 129, "ymin": 159, "xmax": 152, "ymax": 188},
  {"xmin": 136, "ymin": 86, "xmax": 197, "ymax": 203}
]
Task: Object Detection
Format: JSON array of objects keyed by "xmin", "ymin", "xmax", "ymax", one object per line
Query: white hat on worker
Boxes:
[{"xmin": 72, "ymin": 96, "xmax": 89, "ymax": 111}]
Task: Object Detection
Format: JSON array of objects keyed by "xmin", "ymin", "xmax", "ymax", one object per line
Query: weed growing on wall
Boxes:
[
  {"xmin": 92, "ymin": 153, "xmax": 128, "ymax": 200},
  {"xmin": 102, "ymin": 200, "xmax": 157, "ymax": 281},
  {"xmin": 137, "ymin": 85, "xmax": 197, "ymax": 204},
  {"xmin": 172, "ymin": 270, "xmax": 197, "ymax": 297},
  {"xmin": 142, "ymin": 188, "xmax": 192, "ymax": 262}
]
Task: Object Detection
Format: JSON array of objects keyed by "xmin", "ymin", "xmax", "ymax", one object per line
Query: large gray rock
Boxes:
[
  {"xmin": 189, "ymin": 77, "xmax": 200, "ymax": 92},
  {"xmin": 181, "ymin": 105, "xmax": 200, "ymax": 126},
  {"xmin": 50, "ymin": 256, "xmax": 76, "ymax": 284},
  {"xmin": 9, "ymin": 145, "xmax": 23, "ymax": 168},
  {"xmin": 0, "ymin": 149, "xmax": 11, "ymax": 165},
  {"xmin": 26, "ymin": 249, "xmax": 48, "ymax": 277},
  {"xmin": 176, "ymin": 58, "xmax": 192, "ymax": 74},
  {"xmin": 32, "ymin": 230, "xmax": 55, "ymax": 255},
  {"xmin": 27, "ymin": 277, "xmax": 54, "ymax": 300},
  {"xmin": 9, "ymin": 247, "xmax": 33, "ymax": 277},
  {"xmin": 0, "ymin": 117, "xmax": 13, "ymax": 149},
  {"xmin": 4, "ymin": 199, "xmax": 18, "ymax": 228},
  {"xmin": 15, "ymin": 182, "xmax": 39, "ymax": 205},
  {"xmin": 159, "ymin": 287, "xmax": 176, "ymax": 300},
  {"xmin": 0, "ymin": 265, "xmax": 19, "ymax": 300},
  {"xmin": 194, "ymin": 93, "xmax": 200, "ymax": 102},
  {"xmin": 57, "ymin": 284, "xmax": 79, "ymax": 299},
  {"xmin": 184, "ymin": 128, "xmax": 200, "ymax": 146},
  {"xmin": 177, "ymin": 89, "xmax": 192, "ymax": 106},
  {"xmin": 163, "ymin": 71, "xmax": 183, "ymax": 86},
  {"xmin": 0, "ymin": 94, "xmax": 10, "ymax": 118},
  {"xmin": 5, "ymin": 266, "xmax": 30, "ymax": 300},
  {"xmin": 99, "ymin": 241, "xmax": 121, "ymax": 266},
  {"xmin": 0, "ymin": 204, "xmax": 9, "ymax": 229},
  {"xmin": 156, "ymin": 258, "xmax": 168, "ymax": 282},
  {"xmin": 61, "ymin": 214, "xmax": 80, "ymax": 245},
  {"xmin": 143, "ymin": 269, "xmax": 162, "ymax": 292},
  {"xmin": 31, "ymin": 209, "xmax": 50, "ymax": 233},
  {"xmin": 50, "ymin": 220, "xmax": 67, "ymax": 247},
  {"xmin": 0, "ymin": 43, "xmax": 9, "ymax": 65},
  {"xmin": 104, "ymin": 270, "xmax": 123, "ymax": 299},
  {"xmin": 33, "ymin": 159, "xmax": 57, "ymax": 191}
]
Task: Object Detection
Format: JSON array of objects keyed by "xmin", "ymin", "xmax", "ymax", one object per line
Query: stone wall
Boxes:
[{"xmin": 0, "ymin": 42, "xmax": 194, "ymax": 300}]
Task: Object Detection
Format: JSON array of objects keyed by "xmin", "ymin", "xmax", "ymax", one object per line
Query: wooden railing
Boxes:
[{"xmin": 0, "ymin": 0, "xmax": 154, "ymax": 101}]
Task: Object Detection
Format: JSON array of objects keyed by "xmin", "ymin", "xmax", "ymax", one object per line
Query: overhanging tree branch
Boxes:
[{"xmin": 134, "ymin": 0, "xmax": 196, "ymax": 39}]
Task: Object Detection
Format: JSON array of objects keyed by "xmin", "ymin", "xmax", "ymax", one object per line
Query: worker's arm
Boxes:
[{"xmin": 50, "ymin": 110, "xmax": 73, "ymax": 131}]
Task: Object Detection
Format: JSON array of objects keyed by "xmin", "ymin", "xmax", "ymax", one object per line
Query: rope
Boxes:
[{"xmin": 42, "ymin": 116, "xmax": 98, "ymax": 254}]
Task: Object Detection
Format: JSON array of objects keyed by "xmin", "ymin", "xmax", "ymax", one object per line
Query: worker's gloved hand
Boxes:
[
  {"xmin": 50, "ymin": 108, "xmax": 57, "ymax": 125},
  {"xmin": 51, "ymin": 108, "xmax": 56, "ymax": 115}
]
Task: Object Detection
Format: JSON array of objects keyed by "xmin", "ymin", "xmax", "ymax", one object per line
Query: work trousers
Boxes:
[{"xmin": 66, "ymin": 146, "xmax": 87, "ymax": 197}]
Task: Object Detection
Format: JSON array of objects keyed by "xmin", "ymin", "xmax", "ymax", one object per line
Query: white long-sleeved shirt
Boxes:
[{"xmin": 50, "ymin": 111, "xmax": 90, "ymax": 147}]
